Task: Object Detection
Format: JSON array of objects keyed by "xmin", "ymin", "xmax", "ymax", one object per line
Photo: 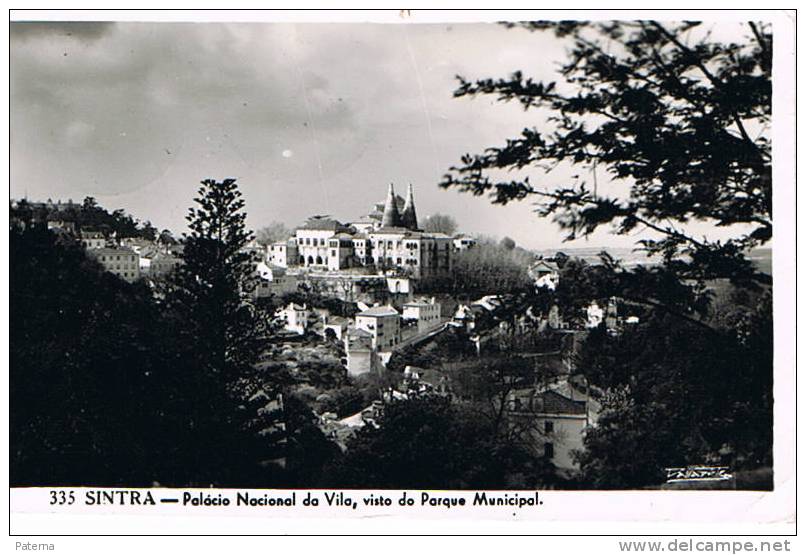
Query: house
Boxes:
[
  {"xmin": 89, "ymin": 246, "xmax": 140, "ymax": 282},
  {"xmin": 254, "ymin": 263, "xmax": 298, "ymax": 298},
  {"xmin": 452, "ymin": 234, "xmax": 477, "ymax": 251},
  {"xmin": 80, "ymin": 229, "xmax": 107, "ymax": 249},
  {"xmin": 402, "ymin": 366, "xmax": 449, "ymax": 396},
  {"xmin": 267, "ymin": 238, "xmax": 298, "ymax": 268},
  {"xmin": 355, "ymin": 305, "xmax": 401, "ymax": 351},
  {"xmin": 386, "ymin": 276, "xmax": 411, "ymax": 295},
  {"xmin": 402, "ymin": 297, "xmax": 441, "ymax": 333},
  {"xmin": 278, "ymin": 303, "xmax": 309, "ymax": 335},
  {"xmin": 137, "ymin": 245, "xmax": 159, "ymax": 274},
  {"xmin": 452, "ymin": 303, "xmax": 485, "ymax": 332},
  {"xmin": 343, "ymin": 328, "xmax": 382, "ymax": 376},
  {"xmin": 148, "ymin": 250, "xmax": 182, "ymax": 277},
  {"xmin": 323, "ymin": 315, "xmax": 350, "ymax": 341},
  {"xmin": 473, "ymin": 294, "xmax": 503, "ymax": 312},
  {"xmin": 120, "ymin": 237, "xmax": 155, "ymax": 254},
  {"xmin": 507, "ymin": 379, "xmax": 599, "ymax": 476},
  {"xmin": 529, "ymin": 260, "xmax": 560, "ymax": 290}
]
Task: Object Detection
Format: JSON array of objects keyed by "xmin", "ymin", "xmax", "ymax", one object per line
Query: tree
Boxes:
[
  {"xmin": 437, "ymin": 239, "xmax": 533, "ymax": 296},
  {"xmin": 164, "ymin": 178, "xmax": 283, "ymax": 486},
  {"xmin": 138, "ymin": 220, "xmax": 158, "ymax": 241},
  {"xmin": 440, "ymin": 21, "xmax": 773, "ymax": 487},
  {"xmin": 158, "ymin": 228, "xmax": 177, "ymax": 245},
  {"xmin": 323, "ymin": 396, "xmax": 554, "ymax": 489},
  {"xmin": 10, "ymin": 226, "xmax": 164, "ymax": 485},
  {"xmin": 573, "ymin": 289, "xmax": 773, "ymax": 488},
  {"xmin": 255, "ymin": 221, "xmax": 292, "ymax": 246},
  {"xmin": 171, "ymin": 178, "xmax": 266, "ymax": 378},
  {"xmin": 500, "ymin": 236, "xmax": 516, "ymax": 250},
  {"xmin": 442, "ymin": 21, "xmax": 771, "ymax": 300},
  {"xmin": 421, "ymin": 212, "xmax": 458, "ymax": 235},
  {"xmin": 447, "ymin": 355, "xmax": 550, "ymax": 438},
  {"xmin": 82, "ymin": 196, "xmax": 98, "ymax": 212}
]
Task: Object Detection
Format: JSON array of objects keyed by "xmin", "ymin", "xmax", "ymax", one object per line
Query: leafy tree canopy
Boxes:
[
  {"xmin": 421, "ymin": 212, "xmax": 458, "ymax": 235},
  {"xmin": 442, "ymin": 21, "xmax": 771, "ymax": 290},
  {"xmin": 255, "ymin": 221, "xmax": 293, "ymax": 246},
  {"xmin": 323, "ymin": 396, "xmax": 555, "ymax": 489}
]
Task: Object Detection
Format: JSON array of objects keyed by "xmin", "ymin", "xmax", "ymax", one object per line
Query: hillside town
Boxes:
[{"xmin": 10, "ymin": 184, "xmax": 648, "ymax": 481}]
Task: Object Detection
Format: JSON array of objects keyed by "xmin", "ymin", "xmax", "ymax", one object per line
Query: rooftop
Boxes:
[
  {"xmin": 372, "ymin": 226, "xmax": 413, "ymax": 235},
  {"xmin": 510, "ymin": 387, "xmax": 587, "ymax": 416},
  {"xmin": 358, "ymin": 306, "xmax": 399, "ymax": 317},
  {"xmin": 92, "ymin": 246, "xmax": 136, "ymax": 255},
  {"xmin": 531, "ymin": 260, "xmax": 560, "ymax": 272},
  {"xmin": 404, "ymin": 300, "xmax": 434, "ymax": 307},
  {"xmin": 300, "ymin": 217, "xmax": 345, "ymax": 231}
]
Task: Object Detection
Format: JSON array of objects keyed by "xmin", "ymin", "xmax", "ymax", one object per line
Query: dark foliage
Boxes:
[
  {"xmin": 11, "ymin": 227, "xmax": 172, "ymax": 485},
  {"xmin": 322, "ymin": 396, "xmax": 555, "ymax": 489},
  {"xmin": 423, "ymin": 240, "xmax": 533, "ymax": 296},
  {"xmin": 11, "ymin": 179, "xmax": 295, "ymax": 487},
  {"xmin": 160, "ymin": 178, "xmax": 285, "ymax": 486},
  {"xmin": 11, "ymin": 196, "xmax": 160, "ymax": 239},
  {"xmin": 574, "ymin": 290, "xmax": 772, "ymax": 488}
]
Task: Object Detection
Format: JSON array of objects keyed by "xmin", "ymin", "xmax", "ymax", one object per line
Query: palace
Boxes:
[{"xmin": 269, "ymin": 184, "xmax": 454, "ymax": 280}]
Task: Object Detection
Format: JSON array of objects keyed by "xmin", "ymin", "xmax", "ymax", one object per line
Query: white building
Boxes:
[
  {"xmin": 507, "ymin": 380, "xmax": 599, "ymax": 475},
  {"xmin": 290, "ymin": 185, "xmax": 453, "ymax": 280},
  {"xmin": 355, "ymin": 305, "xmax": 401, "ymax": 351},
  {"xmin": 386, "ymin": 276, "xmax": 412, "ymax": 296},
  {"xmin": 278, "ymin": 302, "xmax": 309, "ymax": 335},
  {"xmin": 89, "ymin": 246, "xmax": 140, "ymax": 282},
  {"xmin": 402, "ymin": 298, "xmax": 441, "ymax": 333},
  {"xmin": 148, "ymin": 250, "xmax": 181, "ymax": 277},
  {"xmin": 530, "ymin": 260, "xmax": 560, "ymax": 290},
  {"xmin": 323, "ymin": 316, "xmax": 350, "ymax": 341},
  {"xmin": 452, "ymin": 234, "xmax": 477, "ymax": 251},
  {"xmin": 254, "ymin": 263, "xmax": 298, "ymax": 298},
  {"xmin": 80, "ymin": 229, "xmax": 107, "ymax": 250},
  {"xmin": 343, "ymin": 328, "xmax": 381, "ymax": 377},
  {"xmin": 295, "ymin": 217, "xmax": 347, "ymax": 268},
  {"xmin": 268, "ymin": 239, "xmax": 298, "ymax": 268},
  {"xmin": 586, "ymin": 302, "xmax": 604, "ymax": 328}
]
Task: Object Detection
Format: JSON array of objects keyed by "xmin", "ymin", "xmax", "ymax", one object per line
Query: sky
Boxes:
[{"xmin": 10, "ymin": 19, "xmax": 750, "ymax": 250}]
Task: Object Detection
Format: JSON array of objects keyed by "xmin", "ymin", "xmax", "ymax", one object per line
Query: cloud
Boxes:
[
  {"xmin": 14, "ymin": 20, "xmax": 739, "ymax": 250},
  {"xmin": 10, "ymin": 21, "xmax": 115, "ymax": 42}
]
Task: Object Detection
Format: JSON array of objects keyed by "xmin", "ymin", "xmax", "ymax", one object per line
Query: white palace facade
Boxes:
[{"xmin": 269, "ymin": 184, "xmax": 454, "ymax": 280}]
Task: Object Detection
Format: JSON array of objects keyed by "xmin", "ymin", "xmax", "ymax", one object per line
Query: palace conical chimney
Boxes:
[
  {"xmin": 401, "ymin": 183, "xmax": 418, "ymax": 230},
  {"xmin": 381, "ymin": 183, "xmax": 402, "ymax": 228}
]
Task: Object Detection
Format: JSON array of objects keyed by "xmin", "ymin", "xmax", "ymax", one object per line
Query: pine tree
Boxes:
[
  {"xmin": 163, "ymin": 178, "xmax": 285, "ymax": 486},
  {"xmin": 173, "ymin": 178, "xmax": 264, "ymax": 379}
]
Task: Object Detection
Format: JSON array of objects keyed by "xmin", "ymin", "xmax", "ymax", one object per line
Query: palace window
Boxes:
[{"xmin": 544, "ymin": 442, "xmax": 554, "ymax": 459}]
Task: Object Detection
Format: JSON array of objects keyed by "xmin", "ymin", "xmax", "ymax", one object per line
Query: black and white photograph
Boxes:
[{"xmin": 7, "ymin": 8, "xmax": 796, "ymax": 537}]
